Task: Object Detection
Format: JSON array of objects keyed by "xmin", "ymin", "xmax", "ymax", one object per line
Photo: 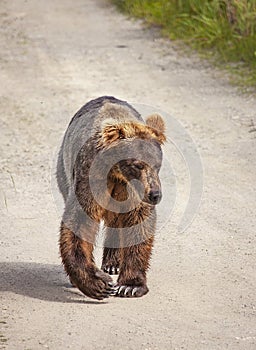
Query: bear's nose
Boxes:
[{"xmin": 148, "ymin": 190, "xmax": 162, "ymax": 205}]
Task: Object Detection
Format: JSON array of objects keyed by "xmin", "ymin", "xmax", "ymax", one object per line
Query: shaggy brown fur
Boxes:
[{"xmin": 57, "ymin": 96, "xmax": 166, "ymax": 299}]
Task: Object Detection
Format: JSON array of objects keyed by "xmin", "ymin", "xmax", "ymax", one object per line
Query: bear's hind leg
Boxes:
[
  {"xmin": 101, "ymin": 247, "xmax": 121, "ymax": 275},
  {"xmin": 101, "ymin": 227, "xmax": 121, "ymax": 275}
]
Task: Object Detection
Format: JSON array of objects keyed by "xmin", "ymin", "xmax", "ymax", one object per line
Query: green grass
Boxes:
[{"xmin": 112, "ymin": 0, "xmax": 256, "ymax": 89}]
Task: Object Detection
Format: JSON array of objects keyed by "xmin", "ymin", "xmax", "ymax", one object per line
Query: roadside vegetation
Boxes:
[{"xmin": 112, "ymin": 0, "xmax": 256, "ymax": 89}]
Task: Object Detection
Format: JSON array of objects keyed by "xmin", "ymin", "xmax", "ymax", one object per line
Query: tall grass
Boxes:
[{"xmin": 112, "ymin": 0, "xmax": 256, "ymax": 87}]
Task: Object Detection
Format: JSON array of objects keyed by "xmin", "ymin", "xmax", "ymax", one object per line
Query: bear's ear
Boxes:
[
  {"xmin": 99, "ymin": 118, "xmax": 127, "ymax": 147},
  {"xmin": 146, "ymin": 114, "xmax": 166, "ymax": 144}
]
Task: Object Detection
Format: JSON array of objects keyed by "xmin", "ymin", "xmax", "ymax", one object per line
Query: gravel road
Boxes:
[{"xmin": 0, "ymin": 0, "xmax": 255, "ymax": 349}]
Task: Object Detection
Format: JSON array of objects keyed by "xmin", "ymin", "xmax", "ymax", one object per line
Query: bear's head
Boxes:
[{"xmin": 98, "ymin": 114, "xmax": 166, "ymax": 206}]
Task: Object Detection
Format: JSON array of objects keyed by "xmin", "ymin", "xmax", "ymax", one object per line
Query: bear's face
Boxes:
[
  {"xmin": 116, "ymin": 141, "xmax": 163, "ymax": 205},
  {"xmin": 98, "ymin": 114, "xmax": 166, "ymax": 207}
]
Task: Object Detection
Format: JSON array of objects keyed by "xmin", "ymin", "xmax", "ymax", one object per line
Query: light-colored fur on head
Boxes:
[{"xmin": 98, "ymin": 114, "xmax": 166, "ymax": 148}]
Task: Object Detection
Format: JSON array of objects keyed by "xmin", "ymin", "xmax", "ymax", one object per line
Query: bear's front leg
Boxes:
[
  {"xmin": 59, "ymin": 211, "xmax": 114, "ymax": 300},
  {"xmin": 114, "ymin": 236, "xmax": 154, "ymax": 298}
]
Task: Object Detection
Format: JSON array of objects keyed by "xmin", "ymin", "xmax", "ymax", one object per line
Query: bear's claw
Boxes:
[
  {"xmin": 111, "ymin": 284, "xmax": 148, "ymax": 298},
  {"xmin": 102, "ymin": 265, "xmax": 120, "ymax": 275}
]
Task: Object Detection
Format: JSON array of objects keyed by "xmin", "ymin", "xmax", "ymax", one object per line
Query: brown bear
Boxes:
[{"xmin": 57, "ymin": 96, "xmax": 166, "ymax": 300}]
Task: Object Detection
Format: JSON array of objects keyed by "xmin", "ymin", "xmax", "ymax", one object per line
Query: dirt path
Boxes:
[{"xmin": 0, "ymin": 0, "xmax": 256, "ymax": 349}]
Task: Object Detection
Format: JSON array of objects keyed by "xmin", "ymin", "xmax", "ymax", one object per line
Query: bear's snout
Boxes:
[{"xmin": 148, "ymin": 189, "xmax": 162, "ymax": 205}]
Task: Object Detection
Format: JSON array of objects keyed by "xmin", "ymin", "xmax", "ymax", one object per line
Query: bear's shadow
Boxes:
[{"xmin": 0, "ymin": 261, "xmax": 107, "ymax": 304}]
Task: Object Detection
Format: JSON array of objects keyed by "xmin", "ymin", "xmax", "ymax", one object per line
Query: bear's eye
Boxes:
[{"xmin": 133, "ymin": 162, "xmax": 144, "ymax": 170}]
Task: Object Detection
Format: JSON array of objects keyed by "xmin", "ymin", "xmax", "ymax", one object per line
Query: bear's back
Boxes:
[{"xmin": 69, "ymin": 96, "xmax": 142, "ymax": 131}]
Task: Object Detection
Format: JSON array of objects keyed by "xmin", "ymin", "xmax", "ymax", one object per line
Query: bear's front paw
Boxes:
[
  {"xmin": 112, "ymin": 284, "xmax": 149, "ymax": 298},
  {"xmin": 76, "ymin": 269, "xmax": 115, "ymax": 300},
  {"xmin": 101, "ymin": 263, "xmax": 120, "ymax": 275}
]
